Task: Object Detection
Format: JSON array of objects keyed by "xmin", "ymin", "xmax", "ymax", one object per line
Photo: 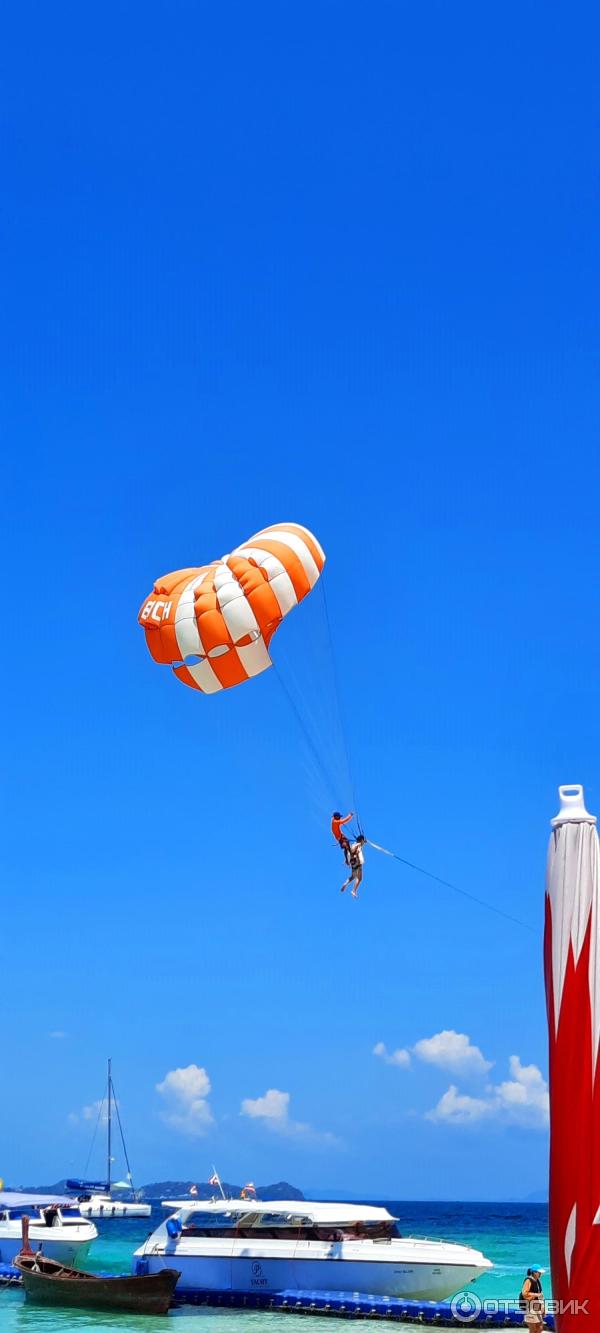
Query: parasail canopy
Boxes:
[
  {"xmin": 138, "ymin": 523, "xmax": 325, "ymax": 694},
  {"xmin": 545, "ymin": 784, "xmax": 600, "ymax": 1331}
]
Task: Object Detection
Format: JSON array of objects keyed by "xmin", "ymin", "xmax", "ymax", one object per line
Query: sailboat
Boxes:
[{"xmin": 67, "ymin": 1060, "xmax": 151, "ymax": 1219}]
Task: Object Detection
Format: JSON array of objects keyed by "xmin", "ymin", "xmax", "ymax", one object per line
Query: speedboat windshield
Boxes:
[{"xmin": 178, "ymin": 1208, "xmax": 399, "ymax": 1241}]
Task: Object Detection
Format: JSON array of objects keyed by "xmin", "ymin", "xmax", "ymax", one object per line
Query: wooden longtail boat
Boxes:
[{"xmin": 15, "ymin": 1253, "xmax": 180, "ymax": 1314}]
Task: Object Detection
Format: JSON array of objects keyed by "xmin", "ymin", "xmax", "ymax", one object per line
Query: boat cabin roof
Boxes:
[
  {"xmin": 0, "ymin": 1192, "xmax": 73, "ymax": 1210},
  {"xmin": 162, "ymin": 1198, "xmax": 397, "ymax": 1225}
]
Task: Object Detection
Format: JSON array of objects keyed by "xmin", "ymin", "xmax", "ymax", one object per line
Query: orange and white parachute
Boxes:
[{"xmin": 138, "ymin": 522, "xmax": 325, "ymax": 693}]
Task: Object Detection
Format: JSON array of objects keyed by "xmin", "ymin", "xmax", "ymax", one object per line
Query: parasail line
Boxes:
[
  {"xmin": 319, "ymin": 574, "xmax": 361, "ymax": 825},
  {"xmin": 367, "ymin": 840, "xmax": 536, "ymax": 933},
  {"xmin": 273, "ymin": 662, "xmax": 341, "ymax": 806}
]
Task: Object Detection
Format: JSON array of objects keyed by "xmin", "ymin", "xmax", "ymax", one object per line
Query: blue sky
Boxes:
[{"xmin": 2, "ymin": 1, "xmax": 599, "ymax": 1200}]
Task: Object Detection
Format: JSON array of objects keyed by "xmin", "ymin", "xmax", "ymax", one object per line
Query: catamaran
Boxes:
[
  {"xmin": 133, "ymin": 1195, "xmax": 492, "ymax": 1301},
  {"xmin": 68, "ymin": 1060, "xmax": 151, "ymax": 1219}
]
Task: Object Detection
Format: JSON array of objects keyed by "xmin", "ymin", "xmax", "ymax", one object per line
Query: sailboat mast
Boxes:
[{"xmin": 107, "ymin": 1058, "xmax": 112, "ymax": 1194}]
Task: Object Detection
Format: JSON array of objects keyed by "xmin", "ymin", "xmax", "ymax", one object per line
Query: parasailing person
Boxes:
[
  {"xmin": 341, "ymin": 835, "xmax": 367, "ymax": 899},
  {"xmin": 331, "ymin": 810, "xmax": 354, "ymax": 863}
]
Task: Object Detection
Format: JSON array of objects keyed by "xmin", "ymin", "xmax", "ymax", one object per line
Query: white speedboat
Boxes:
[
  {"xmin": 68, "ymin": 1059, "xmax": 151, "ymax": 1220},
  {"xmin": 0, "ymin": 1193, "xmax": 97, "ymax": 1266},
  {"xmin": 133, "ymin": 1197, "xmax": 492, "ymax": 1301}
]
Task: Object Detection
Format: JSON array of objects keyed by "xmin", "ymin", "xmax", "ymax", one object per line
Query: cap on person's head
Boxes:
[
  {"xmin": 333, "ymin": 811, "xmax": 341, "ymax": 819},
  {"xmin": 529, "ymin": 1266, "xmax": 544, "ymax": 1274}
]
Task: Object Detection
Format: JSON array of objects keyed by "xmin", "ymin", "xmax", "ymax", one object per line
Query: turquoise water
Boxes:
[{"xmin": 0, "ymin": 1201, "xmax": 549, "ymax": 1331}]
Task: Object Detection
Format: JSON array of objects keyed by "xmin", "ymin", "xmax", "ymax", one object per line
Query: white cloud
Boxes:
[
  {"xmin": 242, "ymin": 1089, "xmax": 291, "ymax": 1123},
  {"xmin": 373, "ymin": 1027, "xmax": 547, "ymax": 1131},
  {"xmin": 373, "ymin": 1031, "xmax": 491, "ymax": 1076},
  {"xmin": 494, "ymin": 1056, "xmax": 549, "ymax": 1127},
  {"xmin": 68, "ymin": 1099, "xmax": 112, "ymax": 1126},
  {"xmin": 82, "ymin": 1100, "xmax": 106, "ymax": 1122},
  {"xmin": 49, "ymin": 1030, "xmax": 67, "ymax": 1039},
  {"xmin": 373, "ymin": 1042, "xmax": 411, "ymax": 1068},
  {"xmin": 157, "ymin": 1065, "xmax": 210, "ymax": 1103},
  {"xmin": 241, "ymin": 1088, "xmax": 337, "ymax": 1145},
  {"xmin": 413, "ymin": 1031, "xmax": 493, "ymax": 1077},
  {"xmin": 156, "ymin": 1064, "xmax": 213, "ymax": 1137},
  {"xmin": 426, "ymin": 1085, "xmax": 492, "ymax": 1124},
  {"xmin": 426, "ymin": 1056, "xmax": 549, "ymax": 1129}
]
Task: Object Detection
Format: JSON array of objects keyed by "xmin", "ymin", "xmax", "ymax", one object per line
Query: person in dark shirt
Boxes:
[{"xmin": 520, "ymin": 1266, "xmax": 544, "ymax": 1329}]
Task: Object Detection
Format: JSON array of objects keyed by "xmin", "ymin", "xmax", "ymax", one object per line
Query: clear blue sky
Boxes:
[{"xmin": 2, "ymin": 1, "xmax": 599, "ymax": 1200}]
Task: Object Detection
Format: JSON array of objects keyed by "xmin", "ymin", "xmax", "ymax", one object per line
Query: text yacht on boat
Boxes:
[
  {"xmin": 0, "ymin": 1194, "xmax": 97, "ymax": 1266},
  {"xmin": 133, "ymin": 1196, "xmax": 492, "ymax": 1301}
]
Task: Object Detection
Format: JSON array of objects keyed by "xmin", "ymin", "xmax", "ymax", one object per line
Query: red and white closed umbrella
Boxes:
[{"xmin": 545, "ymin": 784, "xmax": 600, "ymax": 1330}]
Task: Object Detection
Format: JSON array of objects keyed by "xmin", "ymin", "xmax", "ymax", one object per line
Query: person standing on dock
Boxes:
[{"xmin": 519, "ymin": 1267, "xmax": 544, "ymax": 1329}]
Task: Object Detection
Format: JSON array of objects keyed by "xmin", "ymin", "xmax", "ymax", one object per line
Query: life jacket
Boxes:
[
  {"xmin": 519, "ymin": 1275, "xmax": 542, "ymax": 1309},
  {"xmin": 349, "ymin": 844, "xmax": 363, "ymax": 871}
]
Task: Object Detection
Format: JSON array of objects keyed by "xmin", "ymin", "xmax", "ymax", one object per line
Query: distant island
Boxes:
[
  {"xmin": 9, "ymin": 1179, "xmax": 304, "ymax": 1202},
  {"xmin": 142, "ymin": 1179, "xmax": 304, "ymax": 1201},
  {"xmin": 5, "ymin": 1180, "xmax": 547, "ymax": 1205}
]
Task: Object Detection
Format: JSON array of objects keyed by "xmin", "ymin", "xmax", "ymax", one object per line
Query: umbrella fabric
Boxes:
[{"xmin": 545, "ymin": 785, "xmax": 600, "ymax": 1330}]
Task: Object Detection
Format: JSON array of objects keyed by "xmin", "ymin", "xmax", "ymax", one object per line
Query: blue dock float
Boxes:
[
  {"xmin": 0, "ymin": 1265, "xmax": 555, "ymax": 1328},
  {"xmin": 0, "ymin": 1263, "xmax": 21, "ymax": 1287},
  {"xmin": 171, "ymin": 1286, "xmax": 556, "ymax": 1328}
]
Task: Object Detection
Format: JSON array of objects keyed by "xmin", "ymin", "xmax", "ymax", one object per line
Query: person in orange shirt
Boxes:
[{"xmin": 331, "ymin": 811, "xmax": 354, "ymax": 863}]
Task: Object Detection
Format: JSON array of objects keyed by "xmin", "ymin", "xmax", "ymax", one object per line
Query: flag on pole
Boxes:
[{"xmin": 208, "ymin": 1168, "xmax": 226, "ymax": 1199}]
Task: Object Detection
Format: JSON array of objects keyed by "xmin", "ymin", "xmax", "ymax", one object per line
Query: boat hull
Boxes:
[
  {"xmin": 0, "ymin": 1227, "xmax": 94, "ymax": 1267},
  {"xmin": 78, "ymin": 1198, "xmax": 151, "ymax": 1219},
  {"xmin": 135, "ymin": 1247, "xmax": 489, "ymax": 1302},
  {"xmin": 17, "ymin": 1259, "xmax": 179, "ymax": 1315}
]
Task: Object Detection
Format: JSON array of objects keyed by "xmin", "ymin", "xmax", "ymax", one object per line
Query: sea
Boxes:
[{"xmin": 0, "ymin": 1200, "xmax": 549, "ymax": 1332}]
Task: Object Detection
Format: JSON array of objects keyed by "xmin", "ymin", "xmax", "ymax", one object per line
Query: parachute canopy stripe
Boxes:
[
  {"xmin": 138, "ymin": 522, "xmax": 325, "ymax": 693},
  {"xmin": 254, "ymin": 528, "xmax": 322, "ymax": 587},
  {"xmin": 234, "ymin": 548, "xmax": 298, "ymax": 618},
  {"xmin": 259, "ymin": 522, "xmax": 325, "ymax": 570},
  {"xmin": 175, "ymin": 656, "xmax": 222, "ymax": 693}
]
